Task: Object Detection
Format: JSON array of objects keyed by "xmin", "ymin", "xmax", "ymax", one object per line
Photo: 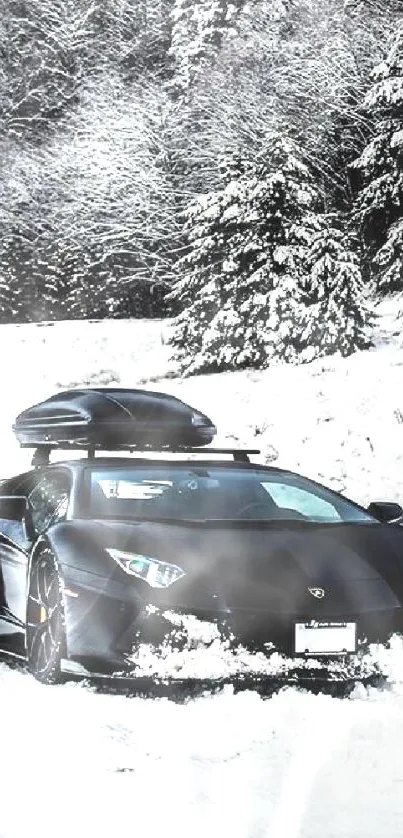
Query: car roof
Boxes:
[
  {"xmin": 43, "ymin": 457, "xmax": 281, "ymax": 472},
  {"xmin": 7, "ymin": 456, "xmax": 296, "ymax": 481}
]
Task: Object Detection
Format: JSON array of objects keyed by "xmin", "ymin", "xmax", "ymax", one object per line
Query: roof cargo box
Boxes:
[{"xmin": 13, "ymin": 388, "xmax": 216, "ymax": 450}]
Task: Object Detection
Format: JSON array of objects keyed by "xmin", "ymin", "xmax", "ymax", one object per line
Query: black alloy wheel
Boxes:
[{"xmin": 26, "ymin": 549, "xmax": 66, "ymax": 684}]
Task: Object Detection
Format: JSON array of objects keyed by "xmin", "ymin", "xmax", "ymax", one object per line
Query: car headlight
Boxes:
[{"xmin": 106, "ymin": 549, "xmax": 186, "ymax": 589}]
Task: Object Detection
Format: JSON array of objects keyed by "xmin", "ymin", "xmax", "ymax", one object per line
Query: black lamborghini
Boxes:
[{"xmin": 1, "ymin": 387, "xmax": 403, "ymax": 685}]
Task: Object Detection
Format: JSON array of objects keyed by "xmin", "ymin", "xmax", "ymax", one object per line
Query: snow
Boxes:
[
  {"xmin": 3, "ymin": 305, "xmax": 403, "ymax": 505},
  {"xmin": 1, "ymin": 301, "xmax": 403, "ymax": 836},
  {"xmin": 2, "ymin": 660, "xmax": 403, "ymax": 838}
]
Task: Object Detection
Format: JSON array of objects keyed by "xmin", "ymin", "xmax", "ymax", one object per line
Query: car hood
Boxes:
[{"xmin": 72, "ymin": 518, "xmax": 403, "ymax": 615}]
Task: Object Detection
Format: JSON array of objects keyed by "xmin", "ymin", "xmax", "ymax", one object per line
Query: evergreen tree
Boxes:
[
  {"xmin": 169, "ymin": 134, "xmax": 318, "ymax": 374},
  {"xmin": 300, "ymin": 215, "xmax": 372, "ymax": 361},
  {"xmin": 168, "ymin": 0, "xmax": 243, "ymax": 97},
  {"xmin": 353, "ymin": 25, "xmax": 403, "ymax": 292}
]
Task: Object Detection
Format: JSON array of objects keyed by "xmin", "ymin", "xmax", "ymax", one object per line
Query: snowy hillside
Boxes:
[
  {"xmin": 1, "ymin": 305, "xmax": 403, "ymax": 838},
  {"xmin": 2, "ymin": 297, "xmax": 403, "ymax": 508}
]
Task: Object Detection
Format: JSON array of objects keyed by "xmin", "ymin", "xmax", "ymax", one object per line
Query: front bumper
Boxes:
[
  {"xmin": 60, "ymin": 561, "xmax": 403, "ymax": 673},
  {"xmin": 63, "ymin": 565, "xmax": 403, "ymax": 673},
  {"xmin": 126, "ymin": 604, "xmax": 403, "ymax": 654}
]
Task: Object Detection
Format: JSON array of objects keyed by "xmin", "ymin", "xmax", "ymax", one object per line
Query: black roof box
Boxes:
[{"xmin": 13, "ymin": 388, "xmax": 216, "ymax": 450}]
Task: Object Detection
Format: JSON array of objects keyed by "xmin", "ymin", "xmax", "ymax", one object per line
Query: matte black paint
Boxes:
[
  {"xmin": 13, "ymin": 388, "xmax": 216, "ymax": 449},
  {"xmin": 1, "ymin": 458, "xmax": 403, "ymax": 670}
]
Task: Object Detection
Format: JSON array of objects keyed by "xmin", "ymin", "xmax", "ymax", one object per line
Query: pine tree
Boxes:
[
  {"xmin": 353, "ymin": 25, "xmax": 403, "ymax": 292},
  {"xmin": 168, "ymin": 0, "xmax": 243, "ymax": 97},
  {"xmin": 300, "ymin": 215, "xmax": 372, "ymax": 361},
  {"xmin": 169, "ymin": 134, "xmax": 319, "ymax": 374}
]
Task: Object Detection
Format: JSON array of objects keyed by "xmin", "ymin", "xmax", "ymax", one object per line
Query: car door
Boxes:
[
  {"xmin": 0, "ymin": 469, "xmax": 71, "ymax": 632},
  {"xmin": 0, "ymin": 473, "xmax": 37, "ymax": 634}
]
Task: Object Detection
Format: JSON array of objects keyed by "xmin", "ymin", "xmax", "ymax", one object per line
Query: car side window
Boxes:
[
  {"xmin": 0, "ymin": 474, "xmax": 37, "ymax": 545},
  {"xmin": 0, "ymin": 517, "xmax": 27, "ymax": 545},
  {"xmin": 262, "ymin": 482, "xmax": 341, "ymax": 521},
  {"xmin": 28, "ymin": 472, "xmax": 70, "ymax": 534}
]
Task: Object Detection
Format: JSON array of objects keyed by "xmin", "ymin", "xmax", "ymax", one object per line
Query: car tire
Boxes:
[{"xmin": 26, "ymin": 549, "xmax": 66, "ymax": 684}]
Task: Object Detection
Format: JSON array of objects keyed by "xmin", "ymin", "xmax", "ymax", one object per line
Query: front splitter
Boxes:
[
  {"xmin": 61, "ymin": 666, "xmax": 388, "ymax": 700},
  {"xmin": 0, "ymin": 648, "xmax": 389, "ymax": 700}
]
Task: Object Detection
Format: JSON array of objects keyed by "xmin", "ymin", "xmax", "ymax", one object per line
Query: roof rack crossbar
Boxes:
[{"xmin": 26, "ymin": 443, "xmax": 261, "ymax": 467}]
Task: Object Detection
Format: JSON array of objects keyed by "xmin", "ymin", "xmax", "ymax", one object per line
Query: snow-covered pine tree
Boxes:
[
  {"xmin": 300, "ymin": 215, "xmax": 372, "ymax": 361},
  {"xmin": 353, "ymin": 25, "xmax": 403, "ymax": 292},
  {"xmin": 169, "ymin": 134, "xmax": 319, "ymax": 374},
  {"xmin": 168, "ymin": 0, "xmax": 243, "ymax": 96}
]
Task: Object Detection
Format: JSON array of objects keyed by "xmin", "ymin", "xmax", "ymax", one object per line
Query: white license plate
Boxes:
[{"xmin": 294, "ymin": 621, "xmax": 357, "ymax": 655}]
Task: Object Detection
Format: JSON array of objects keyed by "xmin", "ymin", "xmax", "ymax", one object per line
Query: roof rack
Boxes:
[{"xmin": 26, "ymin": 443, "xmax": 261, "ymax": 467}]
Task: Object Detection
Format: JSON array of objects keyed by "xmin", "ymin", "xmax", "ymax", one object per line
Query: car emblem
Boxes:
[{"xmin": 308, "ymin": 587, "xmax": 325, "ymax": 599}]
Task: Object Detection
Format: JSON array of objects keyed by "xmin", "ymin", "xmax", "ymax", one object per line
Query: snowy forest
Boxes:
[{"xmin": 0, "ymin": 0, "xmax": 403, "ymax": 373}]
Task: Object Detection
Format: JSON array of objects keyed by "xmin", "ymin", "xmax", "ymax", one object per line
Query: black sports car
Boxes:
[{"xmin": 1, "ymin": 387, "xmax": 403, "ymax": 686}]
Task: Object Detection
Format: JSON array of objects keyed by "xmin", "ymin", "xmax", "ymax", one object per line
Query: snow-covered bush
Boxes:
[{"xmin": 0, "ymin": 75, "xmax": 180, "ymax": 320}]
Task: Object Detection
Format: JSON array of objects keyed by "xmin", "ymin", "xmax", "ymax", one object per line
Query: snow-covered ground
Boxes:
[
  {"xmin": 2, "ymin": 298, "xmax": 403, "ymax": 505},
  {"xmin": 1, "ymin": 299, "xmax": 403, "ymax": 838}
]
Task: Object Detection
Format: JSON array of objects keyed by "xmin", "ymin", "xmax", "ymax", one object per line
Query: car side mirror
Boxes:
[{"xmin": 367, "ymin": 501, "xmax": 403, "ymax": 523}]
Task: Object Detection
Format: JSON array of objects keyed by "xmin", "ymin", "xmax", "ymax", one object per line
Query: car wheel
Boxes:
[{"xmin": 26, "ymin": 549, "xmax": 66, "ymax": 684}]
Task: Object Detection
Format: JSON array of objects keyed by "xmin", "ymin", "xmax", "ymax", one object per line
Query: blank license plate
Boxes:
[{"xmin": 294, "ymin": 621, "xmax": 357, "ymax": 655}]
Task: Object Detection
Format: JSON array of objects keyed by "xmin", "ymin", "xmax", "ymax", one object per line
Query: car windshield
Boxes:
[{"xmin": 87, "ymin": 465, "xmax": 376, "ymax": 524}]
